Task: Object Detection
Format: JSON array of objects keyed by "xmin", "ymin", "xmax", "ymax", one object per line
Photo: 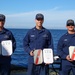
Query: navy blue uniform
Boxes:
[
  {"xmin": 23, "ymin": 27, "xmax": 54, "ymax": 75},
  {"xmin": 0, "ymin": 28, "xmax": 16, "ymax": 75},
  {"xmin": 57, "ymin": 32, "xmax": 75, "ymax": 75}
]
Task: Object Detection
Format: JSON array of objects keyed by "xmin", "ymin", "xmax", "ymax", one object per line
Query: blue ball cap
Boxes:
[
  {"xmin": 35, "ymin": 13, "xmax": 44, "ymax": 20},
  {"xmin": 66, "ymin": 19, "xmax": 74, "ymax": 25},
  {"xmin": 0, "ymin": 14, "xmax": 5, "ymax": 21}
]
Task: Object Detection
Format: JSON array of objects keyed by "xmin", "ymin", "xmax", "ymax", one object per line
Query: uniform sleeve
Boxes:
[
  {"xmin": 11, "ymin": 32, "xmax": 16, "ymax": 52},
  {"xmin": 57, "ymin": 38, "xmax": 67, "ymax": 59},
  {"xmin": 23, "ymin": 32, "xmax": 31, "ymax": 54}
]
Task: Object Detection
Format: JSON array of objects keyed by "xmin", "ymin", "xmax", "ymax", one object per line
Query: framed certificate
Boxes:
[
  {"xmin": 34, "ymin": 49, "xmax": 43, "ymax": 65},
  {"xmin": 43, "ymin": 48, "xmax": 54, "ymax": 63},
  {"xmin": 1, "ymin": 40, "xmax": 13, "ymax": 56}
]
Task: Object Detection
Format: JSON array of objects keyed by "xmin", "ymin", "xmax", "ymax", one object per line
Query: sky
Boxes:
[{"xmin": 0, "ymin": 0, "xmax": 75, "ymax": 29}]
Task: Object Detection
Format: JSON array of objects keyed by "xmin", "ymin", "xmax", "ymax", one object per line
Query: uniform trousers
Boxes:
[{"xmin": 26, "ymin": 63, "xmax": 49, "ymax": 75}]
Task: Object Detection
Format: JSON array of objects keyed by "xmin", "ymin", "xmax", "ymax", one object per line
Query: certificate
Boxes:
[
  {"xmin": 34, "ymin": 49, "xmax": 43, "ymax": 65},
  {"xmin": 1, "ymin": 40, "xmax": 13, "ymax": 56},
  {"xmin": 43, "ymin": 48, "xmax": 54, "ymax": 63},
  {"xmin": 69, "ymin": 46, "xmax": 75, "ymax": 60},
  {"xmin": 33, "ymin": 48, "xmax": 54, "ymax": 65}
]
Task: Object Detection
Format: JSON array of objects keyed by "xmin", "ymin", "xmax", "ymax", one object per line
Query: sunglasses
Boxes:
[
  {"xmin": 36, "ymin": 18, "xmax": 43, "ymax": 21},
  {"xmin": 67, "ymin": 23, "xmax": 75, "ymax": 26}
]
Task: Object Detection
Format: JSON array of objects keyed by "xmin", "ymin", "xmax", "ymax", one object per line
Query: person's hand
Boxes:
[
  {"xmin": 30, "ymin": 50, "xmax": 34, "ymax": 56},
  {"xmin": 45, "ymin": 63, "xmax": 50, "ymax": 65},
  {"xmin": 66, "ymin": 55, "xmax": 73, "ymax": 61}
]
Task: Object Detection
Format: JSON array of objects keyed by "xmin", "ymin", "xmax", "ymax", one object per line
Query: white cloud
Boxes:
[{"xmin": 4, "ymin": 9, "xmax": 75, "ymax": 29}]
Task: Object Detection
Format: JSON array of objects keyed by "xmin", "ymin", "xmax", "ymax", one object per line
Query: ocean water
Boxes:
[{"xmin": 9, "ymin": 29, "xmax": 67, "ymax": 68}]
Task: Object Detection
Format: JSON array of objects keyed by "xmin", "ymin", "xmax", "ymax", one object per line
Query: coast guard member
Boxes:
[
  {"xmin": 23, "ymin": 13, "xmax": 54, "ymax": 75},
  {"xmin": 0, "ymin": 14, "xmax": 16, "ymax": 75},
  {"xmin": 57, "ymin": 19, "xmax": 75, "ymax": 75}
]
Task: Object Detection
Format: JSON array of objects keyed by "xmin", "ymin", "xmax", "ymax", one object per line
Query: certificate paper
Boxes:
[
  {"xmin": 1, "ymin": 40, "xmax": 13, "ymax": 56},
  {"xmin": 69, "ymin": 46, "xmax": 75, "ymax": 60},
  {"xmin": 43, "ymin": 49, "xmax": 54, "ymax": 63},
  {"xmin": 34, "ymin": 49, "xmax": 43, "ymax": 65}
]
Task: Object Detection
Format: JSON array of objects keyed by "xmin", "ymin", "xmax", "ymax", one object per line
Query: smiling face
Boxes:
[
  {"xmin": 66, "ymin": 24, "xmax": 75, "ymax": 34},
  {"xmin": 35, "ymin": 18, "xmax": 44, "ymax": 29},
  {"xmin": 66, "ymin": 23, "xmax": 75, "ymax": 31}
]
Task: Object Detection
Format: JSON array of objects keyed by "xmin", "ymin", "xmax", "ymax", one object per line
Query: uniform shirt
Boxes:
[
  {"xmin": 23, "ymin": 27, "xmax": 54, "ymax": 63},
  {"xmin": 57, "ymin": 32, "xmax": 75, "ymax": 59},
  {"xmin": 0, "ymin": 28, "xmax": 16, "ymax": 63}
]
